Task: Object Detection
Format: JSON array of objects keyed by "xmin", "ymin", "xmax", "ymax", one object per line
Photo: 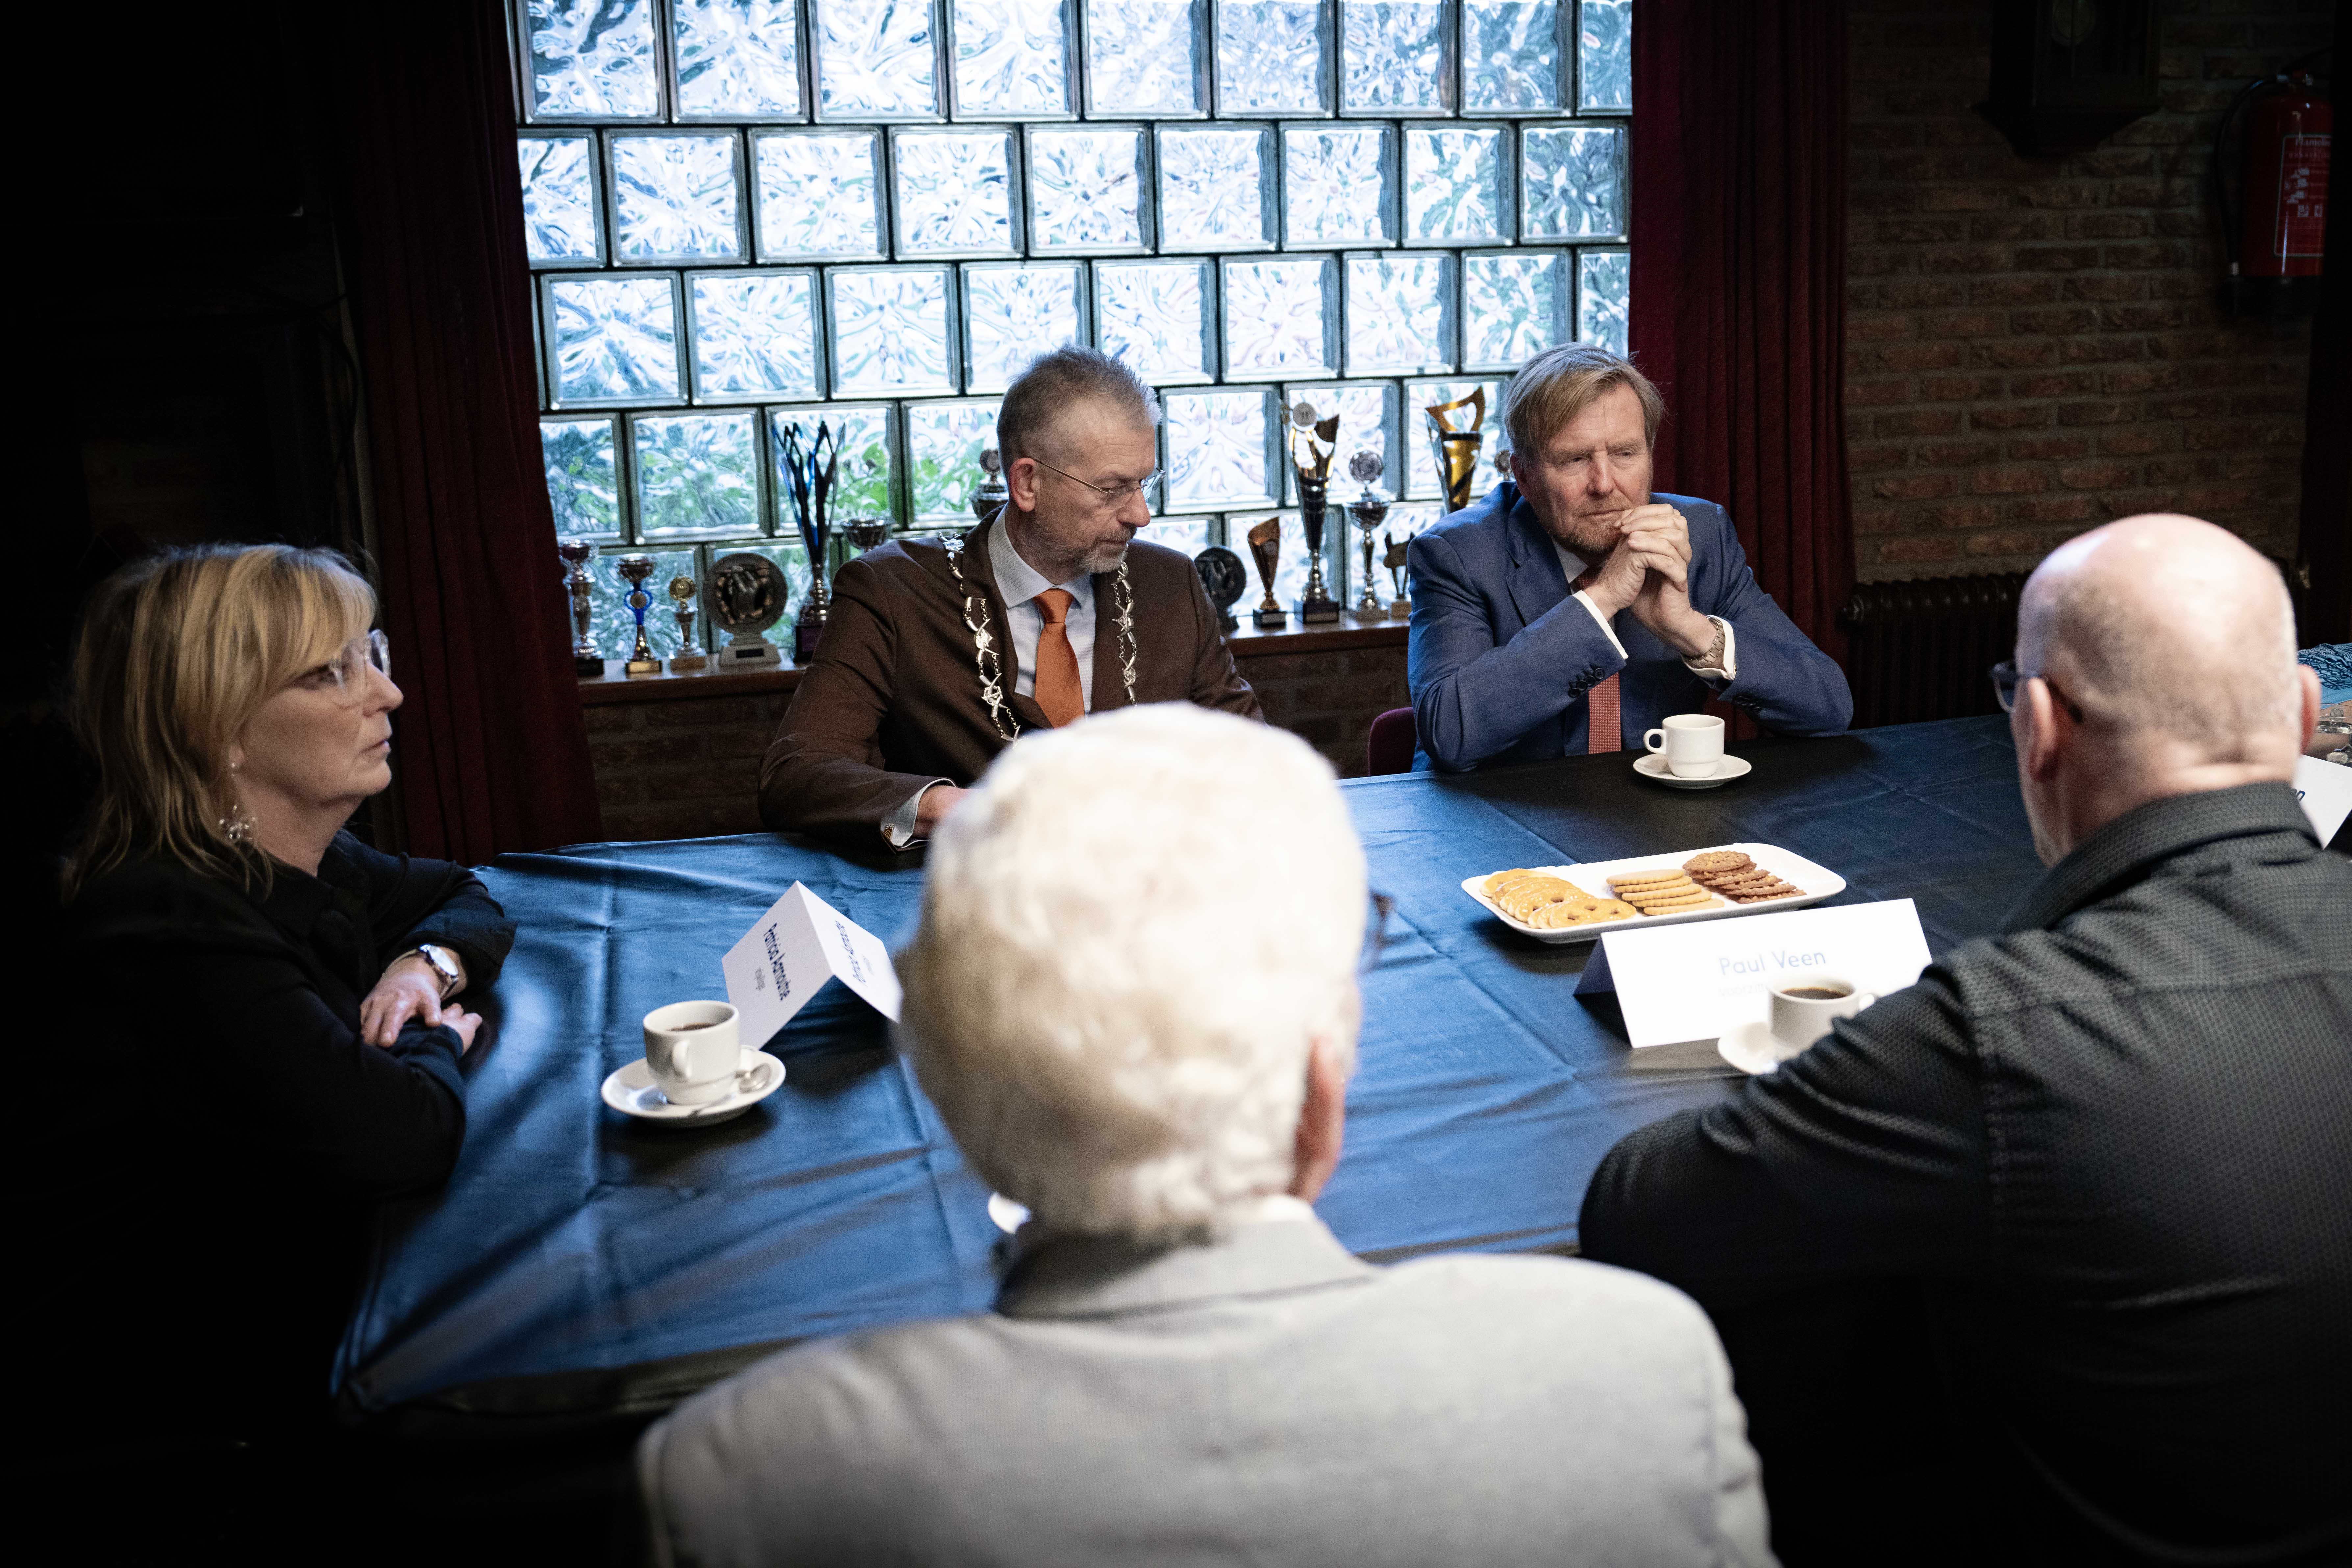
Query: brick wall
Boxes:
[
  {"xmin": 585, "ymin": 690, "xmax": 789, "ymax": 843},
  {"xmin": 1234, "ymin": 641, "xmax": 1412, "ymax": 778},
  {"xmin": 1846, "ymin": 0, "xmax": 2331, "ymax": 580},
  {"xmin": 585, "ymin": 640, "xmax": 1410, "ymax": 842}
]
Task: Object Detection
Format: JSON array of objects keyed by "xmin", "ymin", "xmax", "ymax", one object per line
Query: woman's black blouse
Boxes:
[
  {"xmin": 11, "ymin": 832, "xmax": 516, "ymax": 1455},
  {"xmin": 66, "ymin": 830, "xmax": 516, "ymax": 1194}
]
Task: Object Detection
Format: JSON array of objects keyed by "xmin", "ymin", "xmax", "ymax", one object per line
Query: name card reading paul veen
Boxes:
[
  {"xmin": 722, "ymin": 882, "xmax": 903, "ymax": 1049},
  {"xmin": 1577, "ymin": 899, "xmax": 1932, "ymax": 1049}
]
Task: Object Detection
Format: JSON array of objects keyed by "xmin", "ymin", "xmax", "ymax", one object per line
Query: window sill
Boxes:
[{"xmin": 576, "ymin": 617, "xmax": 1407, "ymax": 706}]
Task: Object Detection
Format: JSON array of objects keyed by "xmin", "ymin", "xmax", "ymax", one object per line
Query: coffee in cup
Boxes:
[
  {"xmin": 643, "ymin": 1000, "xmax": 741, "ymax": 1105},
  {"xmin": 1767, "ymin": 976, "xmax": 1875, "ymax": 1055},
  {"xmin": 1643, "ymin": 713, "xmax": 1726, "ymax": 778}
]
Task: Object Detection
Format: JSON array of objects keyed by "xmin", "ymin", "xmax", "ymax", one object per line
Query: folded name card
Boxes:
[
  {"xmin": 723, "ymin": 882, "xmax": 903, "ymax": 1048},
  {"xmin": 1576, "ymin": 899, "xmax": 1933, "ymax": 1048},
  {"xmin": 2292, "ymin": 755, "xmax": 2352, "ymax": 847}
]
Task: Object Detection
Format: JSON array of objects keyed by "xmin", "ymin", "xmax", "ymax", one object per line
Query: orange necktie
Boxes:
[
  {"xmin": 1569, "ymin": 564, "xmax": 1622, "ymax": 755},
  {"xmin": 1034, "ymin": 588, "xmax": 1084, "ymax": 727}
]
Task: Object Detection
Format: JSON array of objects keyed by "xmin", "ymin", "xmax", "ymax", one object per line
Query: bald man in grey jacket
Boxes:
[{"xmin": 638, "ymin": 706, "xmax": 1773, "ymax": 1568}]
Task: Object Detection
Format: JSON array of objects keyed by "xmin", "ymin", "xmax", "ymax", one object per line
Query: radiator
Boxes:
[{"xmin": 1839, "ymin": 572, "xmax": 2028, "ymax": 730}]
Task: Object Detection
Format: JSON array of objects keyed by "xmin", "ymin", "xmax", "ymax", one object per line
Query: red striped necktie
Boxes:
[
  {"xmin": 1586, "ymin": 671, "xmax": 1622, "ymax": 754},
  {"xmin": 1569, "ymin": 564, "xmax": 1622, "ymax": 755}
]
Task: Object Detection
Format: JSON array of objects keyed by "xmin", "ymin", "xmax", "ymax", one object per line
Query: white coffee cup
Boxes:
[
  {"xmin": 643, "ymin": 1000, "xmax": 742, "ymax": 1105},
  {"xmin": 1767, "ymin": 977, "xmax": 1877, "ymax": 1053},
  {"xmin": 1643, "ymin": 713, "xmax": 1726, "ymax": 778}
]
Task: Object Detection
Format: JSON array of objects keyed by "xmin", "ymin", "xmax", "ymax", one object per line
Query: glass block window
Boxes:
[{"xmin": 510, "ymin": 0, "xmax": 1632, "ymax": 653}]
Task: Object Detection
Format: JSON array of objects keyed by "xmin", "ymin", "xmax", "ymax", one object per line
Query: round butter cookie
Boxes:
[
  {"xmin": 1683, "ymin": 850, "xmax": 1754, "ymax": 876},
  {"xmin": 1487, "ymin": 876, "xmax": 1557, "ymax": 910},
  {"xmin": 1528, "ymin": 899, "xmax": 1613, "ymax": 929},
  {"xmin": 1498, "ymin": 877, "xmax": 1575, "ymax": 920}
]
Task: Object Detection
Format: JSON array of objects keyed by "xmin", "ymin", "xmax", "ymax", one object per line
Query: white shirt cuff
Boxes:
[
  {"xmin": 1684, "ymin": 617, "xmax": 1736, "ymax": 681},
  {"xmin": 880, "ymin": 779, "xmax": 953, "ymax": 849},
  {"xmin": 1571, "ymin": 590, "xmax": 1630, "ymax": 661}
]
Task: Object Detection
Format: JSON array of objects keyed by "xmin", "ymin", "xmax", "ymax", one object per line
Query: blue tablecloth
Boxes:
[{"xmin": 333, "ymin": 715, "xmax": 2042, "ymax": 1441}]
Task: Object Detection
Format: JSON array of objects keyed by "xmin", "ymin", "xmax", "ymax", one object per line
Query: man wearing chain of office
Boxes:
[{"xmin": 761, "ymin": 346, "xmax": 1261, "ymax": 848}]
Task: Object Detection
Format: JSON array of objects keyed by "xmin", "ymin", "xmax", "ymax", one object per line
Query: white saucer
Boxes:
[
  {"xmin": 601, "ymin": 1050, "xmax": 785, "ymax": 1125},
  {"xmin": 1717, "ymin": 1019, "xmax": 1813, "ymax": 1075},
  {"xmin": 1634, "ymin": 753, "xmax": 1752, "ymax": 789}
]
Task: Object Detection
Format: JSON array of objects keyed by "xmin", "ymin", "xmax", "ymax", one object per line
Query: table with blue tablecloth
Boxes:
[{"xmin": 333, "ymin": 715, "xmax": 2045, "ymax": 1443}]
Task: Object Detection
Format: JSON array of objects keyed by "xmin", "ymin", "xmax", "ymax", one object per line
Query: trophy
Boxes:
[
  {"xmin": 666, "ymin": 575, "xmax": 706, "ymax": 673},
  {"xmin": 778, "ymin": 420, "xmax": 841, "ymax": 663},
  {"xmin": 557, "ymin": 540, "xmax": 601, "ymax": 675},
  {"xmin": 1246, "ymin": 518, "xmax": 1286, "ymax": 629},
  {"xmin": 1287, "ymin": 401, "xmax": 1342, "ymax": 624},
  {"xmin": 845, "ymin": 452, "xmax": 890, "ymax": 552},
  {"xmin": 1193, "ymin": 545, "xmax": 1247, "ymax": 634},
  {"xmin": 1383, "ymin": 531, "xmax": 1413, "ymax": 618},
  {"xmin": 1345, "ymin": 450, "xmax": 1390, "ymax": 619},
  {"xmin": 1424, "ymin": 387, "xmax": 1488, "ymax": 514},
  {"xmin": 614, "ymin": 554, "xmax": 661, "ymax": 677},
  {"xmin": 705, "ymin": 552, "xmax": 788, "ymax": 668},
  {"xmin": 972, "ymin": 446, "xmax": 1009, "ymax": 522}
]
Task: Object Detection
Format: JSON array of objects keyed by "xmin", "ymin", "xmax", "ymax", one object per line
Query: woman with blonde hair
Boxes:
[{"xmin": 37, "ymin": 542, "xmax": 513, "ymax": 1454}]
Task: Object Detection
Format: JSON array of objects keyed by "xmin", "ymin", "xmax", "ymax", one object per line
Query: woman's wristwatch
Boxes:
[{"xmin": 400, "ymin": 943, "xmax": 464, "ymax": 1001}]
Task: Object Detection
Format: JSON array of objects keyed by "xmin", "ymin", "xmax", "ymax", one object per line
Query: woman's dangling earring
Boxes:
[{"xmin": 220, "ymin": 764, "xmax": 256, "ymax": 845}]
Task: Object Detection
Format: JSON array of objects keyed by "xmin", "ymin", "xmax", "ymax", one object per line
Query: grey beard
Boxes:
[{"xmin": 1078, "ymin": 540, "xmax": 1130, "ymax": 576}]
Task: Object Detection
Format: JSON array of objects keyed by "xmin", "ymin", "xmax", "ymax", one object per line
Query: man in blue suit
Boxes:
[{"xmin": 1408, "ymin": 344, "xmax": 1852, "ymax": 770}]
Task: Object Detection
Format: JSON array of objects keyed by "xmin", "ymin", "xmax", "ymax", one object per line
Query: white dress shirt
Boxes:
[{"xmin": 1554, "ymin": 542, "xmax": 1737, "ymax": 681}]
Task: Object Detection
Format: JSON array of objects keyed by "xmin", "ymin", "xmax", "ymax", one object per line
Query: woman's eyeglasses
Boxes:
[{"xmin": 302, "ymin": 630, "xmax": 391, "ymax": 706}]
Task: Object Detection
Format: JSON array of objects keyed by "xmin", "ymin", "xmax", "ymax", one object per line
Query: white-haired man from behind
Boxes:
[{"xmin": 637, "ymin": 704, "xmax": 1775, "ymax": 1568}]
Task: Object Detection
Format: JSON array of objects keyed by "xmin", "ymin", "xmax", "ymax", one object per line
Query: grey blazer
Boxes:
[{"xmin": 637, "ymin": 1215, "xmax": 1775, "ymax": 1567}]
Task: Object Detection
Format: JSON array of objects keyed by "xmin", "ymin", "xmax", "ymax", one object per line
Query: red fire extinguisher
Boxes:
[
  {"xmin": 2216, "ymin": 61, "xmax": 2332, "ymax": 316},
  {"xmin": 2242, "ymin": 75, "xmax": 2330, "ymax": 276}
]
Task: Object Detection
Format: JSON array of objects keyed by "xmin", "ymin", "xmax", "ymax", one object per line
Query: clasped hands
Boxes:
[
  {"xmin": 361, "ymin": 954, "xmax": 482, "ymax": 1051},
  {"xmin": 1577, "ymin": 503, "xmax": 1720, "ymax": 662}
]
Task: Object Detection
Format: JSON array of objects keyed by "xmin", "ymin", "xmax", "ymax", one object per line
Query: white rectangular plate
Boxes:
[{"xmin": 1459, "ymin": 842, "xmax": 1846, "ymax": 945}]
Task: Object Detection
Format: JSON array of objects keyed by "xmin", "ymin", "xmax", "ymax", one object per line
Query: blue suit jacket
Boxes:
[{"xmin": 1407, "ymin": 485, "xmax": 1852, "ymax": 771}]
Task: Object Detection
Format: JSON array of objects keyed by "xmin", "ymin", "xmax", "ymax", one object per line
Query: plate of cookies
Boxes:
[{"xmin": 1460, "ymin": 843, "xmax": 1844, "ymax": 944}]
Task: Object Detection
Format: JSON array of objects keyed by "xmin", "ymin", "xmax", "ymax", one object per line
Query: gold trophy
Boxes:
[
  {"xmin": 1345, "ymin": 450, "xmax": 1389, "ymax": 619},
  {"xmin": 1287, "ymin": 401, "xmax": 1342, "ymax": 624},
  {"xmin": 1247, "ymin": 518, "xmax": 1286, "ymax": 629},
  {"xmin": 557, "ymin": 541, "xmax": 602, "ymax": 675},
  {"xmin": 666, "ymin": 575, "xmax": 707, "ymax": 673},
  {"xmin": 615, "ymin": 554, "xmax": 661, "ymax": 677},
  {"xmin": 1424, "ymin": 387, "xmax": 1487, "ymax": 513},
  {"xmin": 1382, "ymin": 530, "xmax": 1414, "ymax": 618}
]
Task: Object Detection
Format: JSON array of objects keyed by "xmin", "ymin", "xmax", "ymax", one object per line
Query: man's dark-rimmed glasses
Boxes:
[{"xmin": 1990, "ymin": 660, "xmax": 2085, "ymax": 723}]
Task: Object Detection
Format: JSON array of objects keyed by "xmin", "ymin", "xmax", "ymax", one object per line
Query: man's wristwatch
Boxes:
[
  {"xmin": 1692, "ymin": 618, "xmax": 1729, "ymax": 672},
  {"xmin": 402, "ymin": 943, "xmax": 463, "ymax": 1001}
]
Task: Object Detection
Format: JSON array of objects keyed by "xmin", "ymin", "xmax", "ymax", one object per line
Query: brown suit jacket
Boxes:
[{"xmin": 759, "ymin": 520, "xmax": 1261, "ymax": 844}]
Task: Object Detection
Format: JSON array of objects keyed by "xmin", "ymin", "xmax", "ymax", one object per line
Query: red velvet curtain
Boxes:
[
  {"xmin": 1630, "ymin": 0, "xmax": 1855, "ymax": 667},
  {"xmin": 329, "ymin": 0, "xmax": 603, "ymax": 860}
]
